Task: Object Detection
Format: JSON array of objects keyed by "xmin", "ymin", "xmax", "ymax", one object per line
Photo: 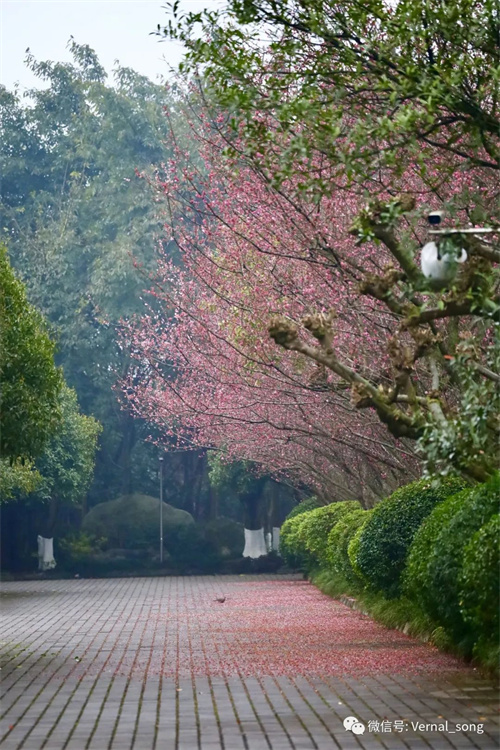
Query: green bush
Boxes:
[
  {"xmin": 403, "ymin": 488, "xmax": 472, "ymax": 613},
  {"xmin": 326, "ymin": 509, "xmax": 370, "ymax": 585},
  {"xmin": 57, "ymin": 533, "xmax": 148, "ymax": 576},
  {"xmin": 165, "ymin": 523, "xmax": 222, "ymax": 572},
  {"xmin": 57, "ymin": 532, "xmax": 108, "ymax": 572},
  {"xmin": 356, "ymin": 476, "xmax": 466, "ymax": 597},
  {"xmin": 405, "ymin": 474, "xmax": 499, "ymax": 645},
  {"xmin": 460, "ymin": 514, "xmax": 500, "ymax": 650},
  {"xmin": 82, "ymin": 493, "xmax": 194, "ymax": 550},
  {"xmin": 285, "ymin": 497, "xmax": 322, "ymax": 520},
  {"xmin": 202, "ymin": 517, "xmax": 245, "ymax": 558},
  {"xmin": 298, "ymin": 501, "xmax": 362, "ymax": 567},
  {"xmin": 347, "ymin": 512, "xmax": 374, "ymax": 584},
  {"xmin": 280, "ymin": 513, "xmax": 308, "ymax": 568}
]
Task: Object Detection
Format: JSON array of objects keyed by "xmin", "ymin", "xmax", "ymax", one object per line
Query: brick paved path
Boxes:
[{"xmin": 0, "ymin": 576, "xmax": 498, "ymax": 749}]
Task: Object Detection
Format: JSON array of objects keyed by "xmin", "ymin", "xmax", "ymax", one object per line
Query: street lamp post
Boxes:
[{"xmin": 159, "ymin": 456, "xmax": 164, "ymax": 564}]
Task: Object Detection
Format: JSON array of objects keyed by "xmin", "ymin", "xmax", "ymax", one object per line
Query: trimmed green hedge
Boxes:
[
  {"xmin": 405, "ymin": 474, "xmax": 499, "ymax": 642},
  {"xmin": 298, "ymin": 501, "xmax": 361, "ymax": 567},
  {"xmin": 347, "ymin": 512, "xmax": 373, "ymax": 584},
  {"xmin": 280, "ymin": 513, "xmax": 310, "ymax": 568},
  {"xmin": 403, "ymin": 488, "xmax": 472, "ymax": 615},
  {"xmin": 460, "ymin": 514, "xmax": 500, "ymax": 650},
  {"xmin": 280, "ymin": 475, "xmax": 499, "ymax": 674},
  {"xmin": 326, "ymin": 509, "xmax": 370, "ymax": 585},
  {"xmin": 355, "ymin": 476, "xmax": 466, "ymax": 597},
  {"xmin": 286, "ymin": 497, "xmax": 322, "ymax": 520}
]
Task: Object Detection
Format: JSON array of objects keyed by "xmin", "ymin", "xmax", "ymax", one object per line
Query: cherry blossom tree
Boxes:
[
  {"xmin": 123, "ymin": 71, "xmax": 498, "ymax": 491},
  {"xmin": 152, "ymin": 0, "xmax": 499, "ymax": 482},
  {"xmin": 122, "ymin": 109, "xmax": 424, "ymax": 504},
  {"xmin": 124, "ymin": 0, "xmax": 499, "ymax": 493}
]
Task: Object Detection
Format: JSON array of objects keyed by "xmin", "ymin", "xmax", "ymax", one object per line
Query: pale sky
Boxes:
[{"xmin": 0, "ymin": 0, "xmax": 223, "ymax": 92}]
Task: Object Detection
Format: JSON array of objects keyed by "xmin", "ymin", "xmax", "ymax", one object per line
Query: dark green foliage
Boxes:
[
  {"xmin": 165, "ymin": 523, "xmax": 222, "ymax": 572},
  {"xmin": 298, "ymin": 501, "xmax": 361, "ymax": 567},
  {"xmin": 81, "ymin": 493, "xmax": 194, "ymax": 550},
  {"xmin": 356, "ymin": 476, "xmax": 466, "ymax": 597},
  {"xmin": 285, "ymin": 497, "xmax": 322, "ymax": 520},
  {"xmin": 58, "ymin": 532, "xmax": 107, "ymax": 559},
  {"xmin": 208, "ymin": 454, "xmax": 294, "ymax": 529},
  {"xmin": 202, "ymin": 517, "xmax": 245, "ymax": 558},
  {"xmin": 32, "ymin": 385, "xmax": 101, "ymax": 507},
  {"xmin": 57, "ymin": 531, "xmax": 158, "ymax": 576},
  {"xmin": 59, "ymin": 523, "xmax": 223, "ymax": 574},
  {"xmin": 326, "ymin": 509, "xmax": 369, "ymax": 585},
  {"xmin": 406, "ymin": 474, "xmax": 499, "ymax": 642},
  {"xmin": 0, "ymin": 245, "xmax": 63, "ymax": 463},
  {"xmin": 460, "ymin": 514, "xmax": 500, "ymax": 651},
  {"xmin": 57, "ymin": 532, "xmax": 108, "ymax": 574},
  {"xmin": 229, "ymin": 550, "xmax": 283, "ymax": 574}
]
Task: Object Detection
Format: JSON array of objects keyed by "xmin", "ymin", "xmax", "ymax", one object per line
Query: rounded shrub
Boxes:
[
  {"xmin": 407, "ymin": 474, "xmax": 499, "ymax": 641},
  {"xmin": 280, "ymin": 513, "xmax": 310, "ymax": 568},
  {"xmin": 356, "ymin": 476, "xmax": 466, "ymax": 597},
  {"xmin": 285, "ymin": 497, "xmax": 322, "ymax": 521},
  {"xmin": 347, "ymin": 512, "xmax": 374, "ymax": 584},
  {"xmin": 326, "ymin": 509, "xmax": 371, "ymax": 585},
  {"xmin": 82, "ymin": 493, "xmax": 194, "ymax": 550},
  {"xmin": 298, "ymin": 501, "xmax": 362, "ymax": 568},
  {"xmin": 403, "ymin": 487, "xmax": 473, "ymax": 613},
  {"xmin": 460, "ymin": 514, "xmax": 499, "ymax": 649}
]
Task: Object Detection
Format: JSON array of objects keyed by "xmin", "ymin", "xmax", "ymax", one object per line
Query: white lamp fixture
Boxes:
[{"xmin": 420, "ymin": 240, "xmax": 467, "ymax": 283}]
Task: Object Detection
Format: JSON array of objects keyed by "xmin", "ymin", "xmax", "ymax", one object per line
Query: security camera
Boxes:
[{"xmin": 427, "ymin": 211, "xmax": 443, "ymax": 225}]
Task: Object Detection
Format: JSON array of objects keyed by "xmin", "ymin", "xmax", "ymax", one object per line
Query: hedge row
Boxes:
[{"xmin": 281, "ymin": 475, "xmax": 499, "ymax": 663}]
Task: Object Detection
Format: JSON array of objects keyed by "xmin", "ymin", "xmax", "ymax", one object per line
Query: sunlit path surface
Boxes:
[{"xmin": 1, "ymin": 576, "xmax": 498, "ymax": 749}]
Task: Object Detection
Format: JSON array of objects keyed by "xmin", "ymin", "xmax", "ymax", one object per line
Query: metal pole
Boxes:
[{"xmin": 159, "ymin": 456, "xmax": 164, "ymax": 564}]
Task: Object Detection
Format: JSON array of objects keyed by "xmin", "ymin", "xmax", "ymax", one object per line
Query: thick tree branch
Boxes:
[
  {"xmin": 401, "ymin": 297, "xmax": 499, "ymax": 327},
  {"xmin": 268, "ymin": 316, "xmax": 424, "ymax": 439}
]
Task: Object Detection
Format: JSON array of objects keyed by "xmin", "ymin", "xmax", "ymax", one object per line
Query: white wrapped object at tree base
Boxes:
[
  {"xmin": 420, "ymin": 241, "xmax": 467, "ymax": 283},
  {"xmin": 37, "ymin": 536, "xmax": 56, "ymax": 571},
  {"xmin": 243, "ymin": 528, "xmax": 267, "ymax": 558},
  {"xmin": 272, "ymin": 527, "xmax": 281, "ymax": 552}
]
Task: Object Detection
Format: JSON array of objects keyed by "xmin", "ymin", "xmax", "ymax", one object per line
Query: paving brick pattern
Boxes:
[{"xmin": 0, "ymin": 575, "xmax": 498, "ymax": 749}]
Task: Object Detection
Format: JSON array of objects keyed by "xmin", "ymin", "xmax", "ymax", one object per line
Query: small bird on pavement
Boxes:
[{"xmin": 215, "ymin": 596, "xmax": 226, "ymax": 603}]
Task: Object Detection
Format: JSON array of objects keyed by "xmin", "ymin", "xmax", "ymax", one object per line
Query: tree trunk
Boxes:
[
  {"xmin": 209, "ymin": 483, "xmax": 218, "ymax": 520},
  {"xmin": 43, "ymin": 495, "xmax": 59, "ymax": 538},
  {"xmin": 240, "ymin": 477, "xmax": 267, "ymax": 529}
]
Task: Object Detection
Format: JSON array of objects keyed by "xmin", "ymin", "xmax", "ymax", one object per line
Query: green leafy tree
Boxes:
[
  {"xmin": 0, "ymin": 43, "xmax": 183, "ymax": 502},
  {"xmin": 164, "ymin": 0, "xmax": 499, "ymax": 188},
  {"xmin": 0, "ymin": 244, "xmax": 63, "ymax": 466},
  {"xmin": 208, "ymin": 452, "xmax": 294, "ymax": 527},
  {"xmin": 0, "ymin": 461, "xmax": 41, "ymax": 502},
  {"xmin": 31, "ymin": 385, "xmax": 101, "ymax": 535}
]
